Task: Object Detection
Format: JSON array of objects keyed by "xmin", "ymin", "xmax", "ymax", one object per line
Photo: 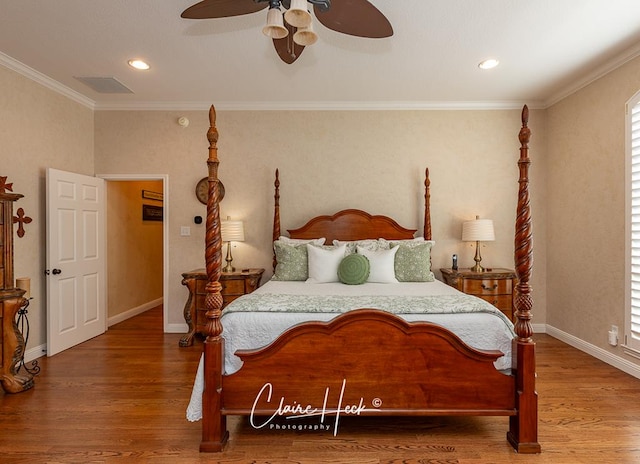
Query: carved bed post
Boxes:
[
  {"xmin": 272, "ymin": 169, "xmax": 281, "ymax": 271},
  {"xmin": 424, "ymin": 168, "xmax": 432, "ymax": 240},
  {"xmin": 200, "ymin": 105, "xmax": 229, "ymax": 452},
  {"xmin": 507, "ymin": 105, "xmax": 540, "ymax": 453}
]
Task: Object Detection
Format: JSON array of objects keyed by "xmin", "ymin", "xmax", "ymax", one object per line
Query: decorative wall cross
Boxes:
[
  {"xmin": 0, "ymin": 176, "xmax": 13, "ymax": 193},
  {"xmin": 13, "ymin": 208, "xmax": 32, "ymax": 238}
]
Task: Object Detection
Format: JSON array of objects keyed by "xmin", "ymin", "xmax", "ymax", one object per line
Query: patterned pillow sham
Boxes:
[
  {"xmin": 277, "ymin": 236, "xmax": 326, "ymax": 246},
  {"xmin": 389, "ymin": 240, "xmax": 435, "ymax": 282},
  {"xmin": 333, "ymin": 239, "xmax": 389, "ymax": 255},
  {"xmin": 272, "ymin": 242, "xmax": 309, "ymax": 281}
]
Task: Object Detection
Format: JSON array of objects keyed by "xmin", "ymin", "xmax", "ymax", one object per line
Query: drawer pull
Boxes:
[{"xmin": 481, "ymin": 283, "xmax": 498, "ymax": 291}]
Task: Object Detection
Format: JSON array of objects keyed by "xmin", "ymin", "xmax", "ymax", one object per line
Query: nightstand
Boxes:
[
  {"xmin": 179, "ymin": 268, "xmax": 265, "ymax": 347},
  {"xmin": 440, "ymin": 268, "xmax": 516, "ymax": 321}
]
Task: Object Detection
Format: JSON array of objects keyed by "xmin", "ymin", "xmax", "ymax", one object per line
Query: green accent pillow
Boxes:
[
  {"xmin": 272, "ymin": 242, "xmax": 308, "ymax": 281},
  {"xmin": 338, "ymin": 254, "xmax": 370, "ymax": 285},
  {"xmin": 392, "ymin": 241, "xmax": 435, "ymax": 282}
]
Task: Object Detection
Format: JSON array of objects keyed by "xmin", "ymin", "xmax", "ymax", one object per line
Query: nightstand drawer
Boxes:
[
  {"xmin": 462, "ymin": 278, "xmax": 511, "ymax": 295},
  {"xmin": 221, "ymin": 279, "xmax": 245, "ymax": 295},
  {"xmin": 476, "ymin": 294, "xmax": 512, "ymax": 311}
]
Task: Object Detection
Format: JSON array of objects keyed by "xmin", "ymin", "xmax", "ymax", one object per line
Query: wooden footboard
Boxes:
[{"xmin": 223, "ymin": 309, "xmax": 515, "ymax": 421}]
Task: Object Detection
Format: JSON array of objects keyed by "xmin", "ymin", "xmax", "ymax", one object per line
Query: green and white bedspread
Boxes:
[{"xmin": 224, "ymin": 292, "xmax": 514, "ymax": 328}]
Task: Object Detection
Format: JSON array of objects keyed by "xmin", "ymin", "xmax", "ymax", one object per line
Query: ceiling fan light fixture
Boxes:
[
  {"xmin": 285, "ymin": 0, "xmax": 312, "ymax": 28},
  {"xmin": 263, "ymin": 7, "xmax": 289, "ymax": 39},
  {"xmin": 293, "ymin": 22, "xmax": 318, "ymax": 46}
]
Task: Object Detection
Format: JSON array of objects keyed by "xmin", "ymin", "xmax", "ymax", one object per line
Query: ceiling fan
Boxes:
[{"xmin": 181, "ymin": 0, "xmax": 393, "ymax": 64}]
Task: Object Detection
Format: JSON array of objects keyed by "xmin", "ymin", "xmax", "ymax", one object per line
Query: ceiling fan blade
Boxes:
[
  {"xmin": 181, "ymin": 0, "xmax": 268, "ymax": 19},
  {"xmin": 273, "ymin": 23, "xmax": 305, "ymax": 64},
  {"xmin": 314, "ymin": 0, "xmax": 393, "ymax": 38}
]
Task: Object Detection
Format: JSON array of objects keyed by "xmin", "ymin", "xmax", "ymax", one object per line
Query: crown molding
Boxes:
[
  {"xmin": 544, "ymin": 41, "xmax": 640, "ymax": 108},
  {"xmin": 93, "ymin": 100, "xmax": 544, "ymax": 111},
  {"xmin": 0, "ymin": 52, "xmax": 95, "ymax": 109}
]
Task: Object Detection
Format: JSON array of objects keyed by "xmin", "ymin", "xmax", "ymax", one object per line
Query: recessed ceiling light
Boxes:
[
  {"xmin": 128, "ymin": 59, "xmax": 150, "ymax": 70},
  {"xmin": 478, "ymin": 58, "xmax": 499, "ymax": 70}
]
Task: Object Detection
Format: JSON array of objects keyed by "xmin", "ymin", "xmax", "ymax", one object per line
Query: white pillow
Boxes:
[
  {"xmin": 356, "ymin": 246, "xmax": 399, "ymax": 283},
  {"xmin": 306, "ymin": 244, "xmax": 347, "ymax": 283}
]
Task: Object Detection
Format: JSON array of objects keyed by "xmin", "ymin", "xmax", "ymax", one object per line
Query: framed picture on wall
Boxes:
[
  {"xmin": 142, "ymin": 190, "xmax": 163, "ymax": 202},
  {"xmin": 142, "ymin": 204, "xmax": 163, "ymax": 221}
]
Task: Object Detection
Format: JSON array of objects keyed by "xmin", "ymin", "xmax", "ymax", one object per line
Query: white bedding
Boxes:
[{"xmin": 186, "ymin": 279, "xmax": 516, "ymax": 422}]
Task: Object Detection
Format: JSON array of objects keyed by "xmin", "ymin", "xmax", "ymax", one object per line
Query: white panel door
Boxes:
[{"xmin": 46, "ymin": 168, "xmax": 106, "ymax": 356}]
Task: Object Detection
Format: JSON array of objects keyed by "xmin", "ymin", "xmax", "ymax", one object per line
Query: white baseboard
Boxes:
[
  {"xmin": 546, "ymin": 324, "xmax": 640, "ymax": 380},
  {"xmin": 24, "ymin": 343, "xmax": 47, "ymax": 363},
  {"xmin": 165, "ymin": 322, "xmax": 189, "ymax": 334},
  {"xmin": 532, "ymin": 323, "xmax": 546, "ymax": 333},
  {"xmin": 107, "ymin": 298, "xmax": 163, "ymax": 327}
]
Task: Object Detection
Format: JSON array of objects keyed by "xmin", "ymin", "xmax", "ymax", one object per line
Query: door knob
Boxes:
[{"xmin": 52, "ymin": 268, "xmax": 62, "ymax": 275}]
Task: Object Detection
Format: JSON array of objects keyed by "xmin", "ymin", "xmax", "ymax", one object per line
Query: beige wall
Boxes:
[
  {"xmin": 106, "ymin": 180, "xmax": 163, "ymax": 317},
  {"xmin": 547, "ymin": 55, "xmax": 640, "ymax": 357},
  {"xmin": 95, "ymin": 108, "xmax": 548, "ymax": 328},
  {"xmin": 0, "ymin": 60, "xmax": 551, "ymax": 354},
  {"xmin": 0, "ymin": 65, "xmax": 94, "ymax": 356}
]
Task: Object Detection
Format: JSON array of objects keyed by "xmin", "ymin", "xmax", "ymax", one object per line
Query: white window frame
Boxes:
[{"xmin": 625, "ymin": 90, "xmax": 640, "ymax": 356}]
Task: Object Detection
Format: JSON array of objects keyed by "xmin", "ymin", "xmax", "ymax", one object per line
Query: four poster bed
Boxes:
[{"xmin": 192, "ymin": 105, "xmax": 539, "ymax": 453}]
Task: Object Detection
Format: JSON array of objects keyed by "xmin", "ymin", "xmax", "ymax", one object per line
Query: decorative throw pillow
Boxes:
[
  {"xmin": 306, "ymin": 244, "xmax": 347, "ymax": 283},
  {"xmin": 356, "ymin": 246, "xmax": 399, "ymax": 283},
  {"xmin": 337, "ymin": 254, "xmax": 370, "ymax": 285},
  {"xmin": 278, "ymin": 236, "xmax": 326, "ymax": 246},
  {"xmin": 333, "ymin": 239, "xmax": 389, "ymax": 255},
  {"xmin": 272, "ymin": 242, "xmax": 308, "ymax": 281},
  {"xmin": 391, "ymin": 241, "xmax": 435, "ymax": 282}
]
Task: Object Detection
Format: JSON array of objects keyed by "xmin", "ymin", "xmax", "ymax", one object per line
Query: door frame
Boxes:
[{"xmin": 98, "ymin": 173, "xmax": 170, "ymax": 333}]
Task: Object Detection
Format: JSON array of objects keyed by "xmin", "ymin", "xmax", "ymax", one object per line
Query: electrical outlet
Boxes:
[{"xmin": 608, "ymin": 325, "xmax": 618, "ymax": 346}]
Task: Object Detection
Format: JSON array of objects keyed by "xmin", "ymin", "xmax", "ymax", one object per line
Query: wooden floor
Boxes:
[{"xmin": 2, "ymin": 307, "xmax": 640, "ymax": 463}]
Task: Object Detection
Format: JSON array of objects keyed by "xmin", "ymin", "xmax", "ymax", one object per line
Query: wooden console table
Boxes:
[
  {"xmin": 179, "ymin": 268, "xmax": 264, "ymax": 347},
  {"xmin": 1, "ymin": 190, "xmax": 34, "ymax": 393}
]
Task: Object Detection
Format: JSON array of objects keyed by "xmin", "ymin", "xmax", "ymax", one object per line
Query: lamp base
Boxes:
[
  {"xmin": 471, "ymin": 240, "xmax": 485, "ymax": 273},
  {"xmin": 223, "ymin": 242, "xmax": 235, "ymax": 273},
  {"xmin": 470, "ymin": 263, "xmax": 485, "ymax": 273}
]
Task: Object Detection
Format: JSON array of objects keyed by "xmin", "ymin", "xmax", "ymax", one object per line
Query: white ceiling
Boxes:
[{"xmin": 1, "ymin": 0, "xmax": 640, "ymax": 110}]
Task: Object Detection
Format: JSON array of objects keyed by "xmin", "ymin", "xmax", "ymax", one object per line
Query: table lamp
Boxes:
[
  {"xmin": 221, "ymin": 218, "xmax": 245, "ymax": 273},
  {"xmin": 462, "ymin": 215, "xmax": 495, "ymax": 272}
]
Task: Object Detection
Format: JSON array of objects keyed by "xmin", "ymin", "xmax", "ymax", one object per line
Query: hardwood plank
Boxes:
[{"xmin": 2, "ymin": 306, "xmax": 640, "ymax": 463}]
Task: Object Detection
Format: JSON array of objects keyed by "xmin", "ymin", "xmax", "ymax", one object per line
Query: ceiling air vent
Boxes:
[{"xmin": 74, "ymin": 76, "xmax": 133, "ymax": 94}]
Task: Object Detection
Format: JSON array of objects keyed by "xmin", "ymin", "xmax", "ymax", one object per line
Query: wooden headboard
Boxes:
[{"xmin": 272, "ymin": 168, "xmax": 432, "ymax": 244}]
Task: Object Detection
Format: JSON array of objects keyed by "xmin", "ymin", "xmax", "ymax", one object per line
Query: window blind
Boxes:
[{"xmin": 628, "ymin": 98, "xmax": 640, "ymax": 352}]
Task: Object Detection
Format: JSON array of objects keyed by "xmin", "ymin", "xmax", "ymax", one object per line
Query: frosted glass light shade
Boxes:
[
  {"xmin": 293, "ymin": 22, "xmax": 318, "ymax": 46},
  {"xmin": 285, "ymin": 0, "xmax": 312, "ymax": 28},
  {"xmin": 462, "ymin": 218, "xmax": 495, "ymax": 242},
  {"xmin": 263, "ymin": 8, "xmax": 289, "ymax": 39}
]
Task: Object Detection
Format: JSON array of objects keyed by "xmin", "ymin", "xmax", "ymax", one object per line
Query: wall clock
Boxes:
[{"xmin": 195, "ymin": 177, "xmax": 225, "ymax": 205}]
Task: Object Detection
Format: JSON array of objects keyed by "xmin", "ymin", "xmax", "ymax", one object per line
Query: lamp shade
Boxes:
[
  {"xmin": 262, "ymin": 7, "xmax": 289, "ymax": 39},
  {"xmin": 293, "ymin": 22, "xmax": 318, "ymax": 46},
  {"xmin": 284, "ymin": 0, "xmax": 312, "ymax": 28},
  {"xmin": 221, "ymin": 220, "xmax": 245, "ymax": 243},
  {"xmin": 462, "ymin": 218, "xmax": 495, "ymax": 242}
]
